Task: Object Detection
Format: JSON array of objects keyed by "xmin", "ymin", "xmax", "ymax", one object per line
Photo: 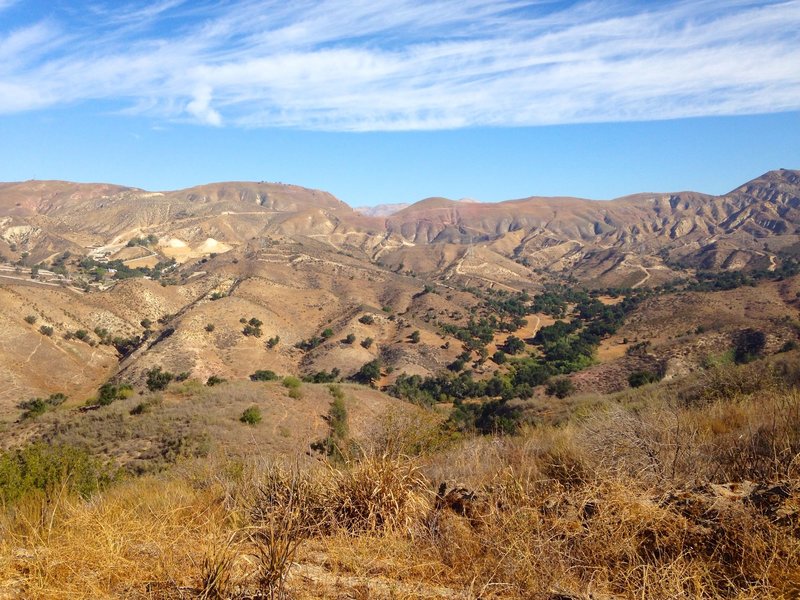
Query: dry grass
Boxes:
[{"xmin": 2, "ymin": 374, "xmax": 800, "ymax": 599}]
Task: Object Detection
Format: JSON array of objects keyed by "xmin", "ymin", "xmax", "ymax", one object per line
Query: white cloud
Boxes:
[
  {"xmin": 0, "ymin": 0, "xmax": 798, "ymax": 130},
  {"xmin": 186, "ymin": 85, "xmax": 222, "ymax": 126}
]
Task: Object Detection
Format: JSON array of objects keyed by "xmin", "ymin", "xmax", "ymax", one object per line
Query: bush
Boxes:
[
  {"xmin": 352, "ymin": 359, "xmax": 382, "ymax": 386},
  {"xmin": 205, "ymin": 323, "xmax": 215, "ymax": 332},
  {"xmin": 39, "ymin": 325, "xmax": 53, "ymax": 336},
  {"xmin": 342, "ymin": 333, "xmax": 356, "ymax": 344},
  {"xmin": 17, "ymin": 393, "xmax": 67, "ymax": 420},
  {"xmin": 321, "ymin": 328, "xmax": 334, "ymax": 339},
  {"xmin": 266, "ymin": 335, "xmax": 280, "ymax": 348},
  {"xmin": 243, "ymin": 317, "xmax": 263, "ymax": 337},
  {"xmin": 95, "ymin": 383, "xmax": 133, "ymax": 406},
  {"xmin": 358, "ymin": 314, "xmax": 374, "ymax": 325},
  {"xmin": 240, "ymin": 406, "xmax": 262, "ymax": 425},
  {"xmin": 206, "ymin": 375, "xmax": 226, "ymax": 387},
  {"xmin": 24, "ymin": 314, "xmax": 37, "ymax": 325},
  {"xmin": 146, "ymin": 367, "xmax": 174, "ymax": 391},
  {"xmin": 251, "ymin": 370, "xmax": 278, "ymax": 382},
  {"xmin": 734, "ymin": 328, "xmax": 766, "ymax": 364},
  {"xmin": 409, "ymin": 330, "xmax": 420, "ymax": 343},
  {"xmin": 0, "ymin": 443, "xmax": 113, "ymax": 505},
  {"xmin": 492, "ymin": 350, "xmax": 506, "ymax": 364},
  {"xmin": 628, "ymin": 370, "xmax": 660, "ymax": 388},
  {"xmin": 546, "ymin": 377, "xmax": 575, "ymax": 399},
  {"xmin": 361, "ymin": 337, "xmax": 374, "ymax": 349},
  {"xmin": 283, "ymin": 376, "xmax": 302, "ymax": 399}
]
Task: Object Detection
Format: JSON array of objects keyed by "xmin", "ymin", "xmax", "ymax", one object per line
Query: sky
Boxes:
[{"xmin": 0, "ymin": 1, "xmax": 799, "ymax": 206}]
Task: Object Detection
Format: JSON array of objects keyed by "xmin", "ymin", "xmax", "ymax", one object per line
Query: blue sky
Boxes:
[{"xmin": 0, "ymin": 1, "xmax": 798, "ymax": 205}]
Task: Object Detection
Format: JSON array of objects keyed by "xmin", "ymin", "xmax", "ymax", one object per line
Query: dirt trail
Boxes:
[{"xmin": 631, "ymin": 265, "xmax": 650, "ymax": 289}]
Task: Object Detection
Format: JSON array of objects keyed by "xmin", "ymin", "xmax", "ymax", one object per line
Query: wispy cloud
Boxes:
[{"xmin": 0, "ymin": 0, "xmax": 798, "ymax": 130}]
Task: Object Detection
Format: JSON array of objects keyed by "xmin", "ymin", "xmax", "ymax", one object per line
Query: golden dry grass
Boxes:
[{"xmin": 2, "ymin": 378, "xmax": 800, "ymax": 599}]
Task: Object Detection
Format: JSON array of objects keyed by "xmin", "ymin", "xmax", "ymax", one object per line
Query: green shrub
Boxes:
[
  {"xmin": 206, "ymin": 375, "xmax": 226, "ymax": 387},
  {"xmin": 409, "ymin": 330, "xmax": 421, "ymax": 343},
  {"xmin": 282, "ymin": 376, "xmax": 301, "ymax": 390},
  {"xmin": 361, "ymin": 337, "xmax": 374, "ymax": 349},
  {"xmin": 17, "ymin": 393, "xmax": 66, "ymax": 420},
  {"xmin": 545, "ymin": 377, "xmax": 575, "ymax": 399},
  {"xmin": 205, "ymin": 323, "xmax": 215, "ymax": 332},
  {"xmin": 266, "ymin": 335, "xmax": 280, "ymax": 348},
  {"xmin": 39, "ymin": 325, "xmax": 53, "ymax": 336},
  {"xmin": 250, "ymin": 370, "xmax": 278, "ymax": 382},
  {"xmin": 734, "ymin": 328, "xmax": 767, "ymax": 364},
  {"xmin": 95, "ymin": 382, "xmax": 134, "ymax": 406},
  {"xmin": 24, "ymin": 315, "xmax": 37, "ymax": 325},
  {"xmin": 343, "ymin": 333, "xmax": 356, "ymax": 344},
  {"xmin": 321, "ymin": 328, "xmax": 334, "ymax": 339},
  {"xmin": 351, "ymin": 359, "xmax": 381, "ymax": 386},
  {"xmin": 146, "ymin": 367, "xmax": 174, "ymax": 391},
  {"xmin": 358, "ymin": 314, "xmax": 374, "ymax": 325},
  {"xmin": 240, "ymin": 406, "xmax": 262, "ymax": 425},
  {"xmin": 0, "ymin": 443, "xmax": 113, "ymax": 505},
  {"xmin": 628, "ymin": 370, "xmax": 661, "ymax": 388}
]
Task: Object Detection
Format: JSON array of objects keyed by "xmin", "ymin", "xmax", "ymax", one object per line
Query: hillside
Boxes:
[{"xmin": 0, "ymin": 169, "xmax": 799, "ymax": 414}]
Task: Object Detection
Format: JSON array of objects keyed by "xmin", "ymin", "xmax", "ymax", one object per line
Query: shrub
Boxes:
[
  {"xmin": 140, "ymin": 318, "xmax": 152, "ymax": 329},
  {"xmin": 17, "ymin": 393, "xmax": 66, "ymax": 420},
  {"xmin": 74, "ymin": 329, "xmax": 90, "ymax": 341},
  {"xmin": 546, "ymin": 377, "xmax": 575, "ymax": 399},
  {"xmin": 39, "ymin": 325, "xmax": 53, "ymax": 336},
  {"xmin": 358, "ymin": 314, "xmax": 374, "ymax": 325},
  {"xmin": 351, "ymin": 359, "xmax": 381, "ymax": 386},
  {"xmin": 0, "ymin": 443, "xmax": 113, "ymax": 505},
  {"xmin": 243, "ymin": 317, "xmax": 263, "ymax": 337},
  {"xmin": 129, "ymin": 397, "xmax": 162, "ymax": 415},
  {"xmin": 342, "ymin": 333, "xmax": 356, "ymax": 344},
  {"xmin": 321, "ymin": 328, "xmax": 334, "ymax": 339},
  {"xmin": 492, "ymin": 350, "xmax": 507, "ymax": 364},
  {"xmin": 24, "ymin": 315, "xmax": 37, "ymax": 324},
  {"xmin": 205, "ymin": 323, "xmax": 215, "ymax": 332},
  {"xmin": 95, "ymin": 382, "xmax": 133, "ymax": 406},
  {"xmin": 628, "ymin": 370, "xmax": 660, "ymax": 388},
  {"xmin": 240, "ymin": 406, "xmax": 262, "ymax": 425},
  {"xmin": 283, "ymin": 376, "xmax": 302, "ymax": 399},
  {"xmin": 361, "ymin": 337, "xmax": 374, "ymax": 349},
  {"xmin": 251, "ymin": 370, "xmax": 278, "ymax": 382},
  {"xmin": 175, "ymin": 371, "xmax": 191, "ymax": 382},
  {"xmin": 206, "ymin": 375, "xmax": 226, "ymax": 387},
  {"xmin": 302, "ymin": 369, "xmax": 340, "ymax": 384},
  {"xmin": 266, "ymin": 335, "xmax": 280, "ymax": 348},
  {"xmin": 209, "ymin": 291, "xmax": 226, "ymax": 300},
  {"xmin": 734, "ymin": 328, "xmax": 767, "ymax": 364},
  {"xmin": 146, "ymin": 367, "xmax": 174, "ymax": 391},
  {"xmin": 409, "ymin": 330, "xmax": 421, "ymax": 343}
]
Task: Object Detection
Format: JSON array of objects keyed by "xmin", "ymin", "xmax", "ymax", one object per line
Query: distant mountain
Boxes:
[
  {"xmin": 1, "ymin": 170, "xmax": 798, "ymax": 287},
  {"xmin": 354, "ymin": 203, "xmax": 410, "ymax": 217},
  {"xmin": 1, "ymin": 169, "xmax": 799, "ymax": 411}
]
